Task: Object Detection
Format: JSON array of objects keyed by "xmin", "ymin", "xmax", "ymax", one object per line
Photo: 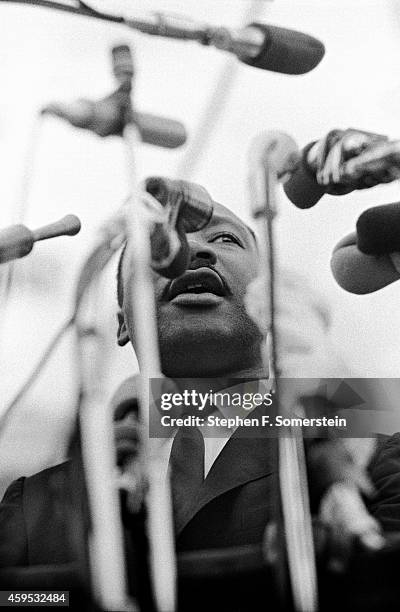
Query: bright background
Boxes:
[{"xmin": 1, "ymin": 0, "xmax": 400, "ymax": 493}]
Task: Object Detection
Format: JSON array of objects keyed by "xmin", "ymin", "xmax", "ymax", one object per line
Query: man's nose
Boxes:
[{"xmin": 188, "ymin": 238, "xmax": 217, "ymax": 267}]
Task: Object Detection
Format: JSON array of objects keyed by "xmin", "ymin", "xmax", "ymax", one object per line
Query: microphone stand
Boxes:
[
  {"xmin": 121, "ymin": 104, "xmax": 177, "ymax": 612},
  {"xmin": 70, "ymin": 45, "xmax": 176, "ymax": 612},
  {"xmin": 247, "ymin": 132, "xmax": 317, "ymax": 612}
]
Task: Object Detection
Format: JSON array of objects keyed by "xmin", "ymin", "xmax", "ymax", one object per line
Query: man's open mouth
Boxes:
[{"xmin": 167, "ymin": 268, "xmax": 229, "ymax": 302}]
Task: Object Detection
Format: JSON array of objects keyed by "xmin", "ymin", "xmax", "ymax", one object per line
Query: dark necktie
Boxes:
[{"xmin": 169, "ymin": 426, "xmax": 205, "ymax": 530}]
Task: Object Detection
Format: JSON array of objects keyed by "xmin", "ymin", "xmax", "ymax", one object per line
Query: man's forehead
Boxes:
[{"xmin": 208, "ymin": 201, "xmax": 255, "ymax": 239}]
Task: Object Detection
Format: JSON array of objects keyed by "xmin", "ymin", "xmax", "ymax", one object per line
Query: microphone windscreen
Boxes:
[
  {"xmin": 331, "ymin": 232, "xmax": 400, "ymax": 294},
  {"xmin": 145, "ymin": 177, "xmax": 213, "ymax": 231},
  {"xmin": 150, "ymin": 220, "xmax": 190, "ymax": 279},
  {"xmin": 241, "ymin": 23, "xmax": 325, "ymax": 75},
  {"xmin": 0, "ymin": 225, "xmax": 33, "ymax": 264},
  {"xmin": 146, "ymin": 177, "xmax": 213, "ymax": 278},
  {"xmin": 157, "ymin": 235, "xmax": 189, "ymax": 279},
  {"xmin": 357, "ymin": 203, "xmax": 400, "ymax": 255},
  {"xmin": 283, "ymin": 143, "xmax": 325, "ymax": 208},
  {"xmin": 135, "ymin": 112, "xmax": 187, "ymax": 149}
]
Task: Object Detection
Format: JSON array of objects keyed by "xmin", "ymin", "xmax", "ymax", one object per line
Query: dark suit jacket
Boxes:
[
  {"xmin": 3, "ymin": 431, "xmax": 400, "ymax": 565},
  {"xmin": 0, "ymin": 435, "xmax": 278, "ymax": 566},
  {"xmin": 0, "ymin": 429, "xmax": 280, "ymax": 612},
  {"xmin": 2, "ymin": 432, "xmax": 400, "ymax": 611},
  {"xmin": 368, "ymin": 432, "xmax": 400, "ymax": 531},
  {"xmin": 0, "ymin": 463, "xmax": 71, "ymax": 567}
]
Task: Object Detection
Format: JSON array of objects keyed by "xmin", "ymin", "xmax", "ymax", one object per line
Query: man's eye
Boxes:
[{"xmin": 209, "ymin": 233, "xmax": 243, "ymax": 246}]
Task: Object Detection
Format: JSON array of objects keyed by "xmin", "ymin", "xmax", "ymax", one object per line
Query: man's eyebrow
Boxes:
[{"xmin": 206, "ymin": 213, "xmax": 256, "ymax": 244}]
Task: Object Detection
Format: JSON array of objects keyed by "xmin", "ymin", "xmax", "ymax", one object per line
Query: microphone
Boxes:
[
  {"xmin": 284, "ymin": 133, "xmax": 400, "ymax": 209},
  {"xmin": 330, "ymin": 202, "xmax": 400, "ymax": 294},
  {"xmin": 330, "ymin": 231, "xmax": 400, "ymax": 294},
  {"xmin": 248, "ymin": 130, "xmax": 300, "ymax": 218},
  {"xmin": 248, "ymin": 131, "xmax": 300, "ymax": 176},
  {"xmin": 133, "ymin": 112, "xmax": 187, "ymax": 149},
  {"xmin": 145, "ymin": 177, "xmax": 214, "ymax": 279},
  {"xmin": 125, "ymin": 13, "xmax": 325, "ymax": 75},
  {"xmin": 2, "ymin": 4, "xmax": 325, "ymax": 74},
  {"xmin": 235, "ymin": 23, "xmax": 325, "ymax": 75},
  {"xmin": 42, "ymin": 43, "xmax": 187, "ymax": 148},
  {"xmin": 356, "ymin": 203, "xmax": 400, "ymax": 255},
  {"xmin": 42, "ymin": 101, "xmax": 187, "ymax": 149},
  {"xmin": 0, "ymin": 215, "xmax": 81, "ymax": 265},
  {"xmin": 283, "ymin": 142, "xmax": 326, "ymax": 209}
]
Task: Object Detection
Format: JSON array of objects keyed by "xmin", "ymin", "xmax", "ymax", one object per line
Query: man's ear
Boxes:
[{"xmin": 117, "ymin": 310, "xmax": 130, "ymax": 346}]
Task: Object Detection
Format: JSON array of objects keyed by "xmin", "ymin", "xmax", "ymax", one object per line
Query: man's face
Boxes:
[{"xmin": 119, "ymin": 202, "xmax": 264, "ymax": 377}]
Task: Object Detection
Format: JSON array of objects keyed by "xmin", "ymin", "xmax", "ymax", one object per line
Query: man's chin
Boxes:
[
  {"xmin": 159, "ymin": 319, "xmax": 230, "ymax": 342},
  {"xmin": 158, "ymin": 317, "xmax": 263, "ymax": 377},
  {"xmin": 158, "ymin": 310, "xmax": 233, "ymax": 354}
]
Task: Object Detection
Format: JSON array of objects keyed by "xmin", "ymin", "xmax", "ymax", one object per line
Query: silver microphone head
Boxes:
[
  {"xmin": 248, "ymin": 131, "xmax": 300, "ymax": 218},
  {"xmin": 248, "ymin": 130, "xmax": 300, "ymax": 178}
]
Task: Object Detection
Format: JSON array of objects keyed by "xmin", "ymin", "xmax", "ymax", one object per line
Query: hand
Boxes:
[
  {"xmin": 306, "ymin": 128, "xmax": 393, "ymax": 194},
  {"xmin": 319, "ymin": 482, "xmax": 385, "ymax": 573}
]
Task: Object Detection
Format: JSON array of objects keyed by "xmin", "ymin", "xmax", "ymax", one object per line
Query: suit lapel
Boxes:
[{"xmin": 176, "ymin": 417, "xmax": 277, "ymax": 536}]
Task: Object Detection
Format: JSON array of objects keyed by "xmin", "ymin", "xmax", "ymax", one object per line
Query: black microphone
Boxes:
[
  {"xmin": 284, "ymin": 135, "xmax": 399, "ymax": 209},
  {"xmin": 356, "ymin": 203, "xmax": 400, "ymax": 254},
  {"xmin": 125, "ymin": 14, "xmax": 325, "ymax": 75},
  {"xmin": 330, "ymin": 232, "xmax": 400, "ymax": 294},
  {"xmin": 237, "ymin": 23, "xmax": 325, "ymax": 75},
  {"xmin": 331, "ymin": 204, "xmax": 400, "ymax": 294},
  {"xmin": 283, "ymin": 142, "xmax": 326, "ymax": 209},
  {"xmin": 145, "ymin": 177, "xmax": 214, "ymax": 279},
  {"xmin": 1, "ymin": 4, "xmax": 325, "ymax": 75}
]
